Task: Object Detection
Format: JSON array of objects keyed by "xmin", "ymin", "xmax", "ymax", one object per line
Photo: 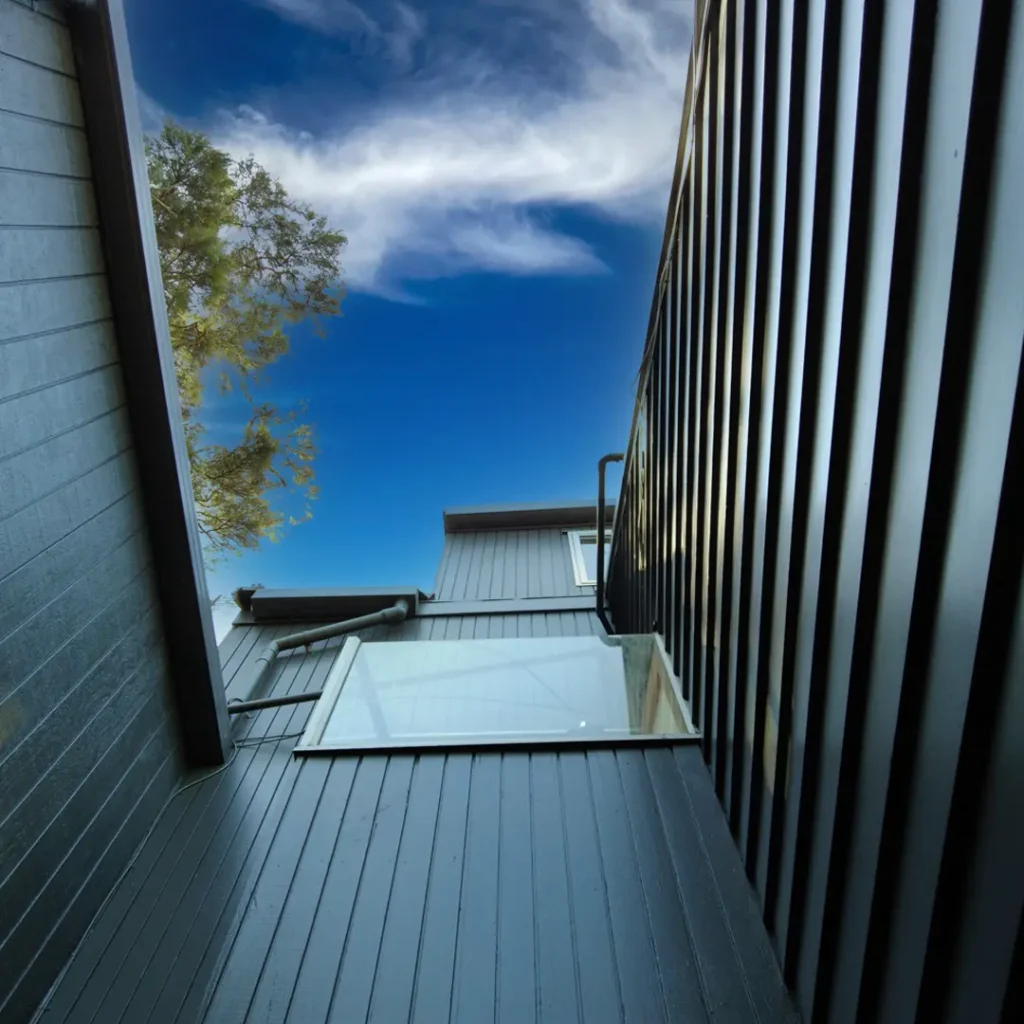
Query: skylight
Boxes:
[{"xmin": 296, "ymin": 635, "xmax": 694, "ymax": 753}]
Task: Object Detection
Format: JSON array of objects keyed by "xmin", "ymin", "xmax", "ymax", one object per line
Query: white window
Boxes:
[
  {"xmin": 296, "ymin": 635, "xmax": 694, "ymax": 753},
  {"xmin": 567, "ymin": 529, "xmax": 611, "ymax": 587}
]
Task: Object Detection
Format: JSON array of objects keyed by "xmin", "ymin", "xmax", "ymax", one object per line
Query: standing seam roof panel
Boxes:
[
  {"xmin": 435, "ymin": 529, "xmax": 596, "ymax": 601},
  {"xmin": 37, "ymin": 609, "xmax": 796, "ymax": 1024}
]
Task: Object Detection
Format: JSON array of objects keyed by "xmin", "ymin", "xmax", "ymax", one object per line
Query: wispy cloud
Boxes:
[
  {"xmin": 218, "ymin": 0, "xmax": 693, "ymax": 294},
  {"xmin": 134, "ymin": 84, "xmax": 168, "ymax": 134},
  {"xmin": 386, "ymin": 3, "xmax": 426, "ymax": 67},
  {"xmin": 250, "ymin": 0, "xmax": 425, "ymax": 66},
  {"xmin": 251, "ymin": 0, "xmax": 379, "ymax": 36}
]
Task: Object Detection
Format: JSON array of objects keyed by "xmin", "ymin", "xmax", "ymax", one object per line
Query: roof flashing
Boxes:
[
  {"xmin": 242, "ymin": 587, "xmax": 425, "ymax": 623},
  {"xmin": 443, "ymin": 500, "xmax": 616, "ymax": 534}
]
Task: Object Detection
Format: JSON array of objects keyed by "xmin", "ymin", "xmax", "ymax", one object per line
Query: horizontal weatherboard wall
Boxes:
[
  {"xmin": 0, "ymin": 2, "xmax": 184, "ymax": 1021},
  {"xmin": 607, "ymin": 1, "xmax": 1024, "ymax": 1023}
]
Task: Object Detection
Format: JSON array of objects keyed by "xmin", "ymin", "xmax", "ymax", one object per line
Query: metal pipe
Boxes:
[
  {"xmin": 233, "ymin": 598, "xmax": 410, "ymax": 712},
  {"xmin": 596, "ymin": 453, "xmax": 624, "ymax": 635},
  {"xmin": 228, "ymin": 690, "xmax": 323, "ymax": 715}
]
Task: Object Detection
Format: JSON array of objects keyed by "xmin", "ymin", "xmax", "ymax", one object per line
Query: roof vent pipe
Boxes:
[{"xmin": 227, "ymin": 598, "xmax": 410, "ymax": 716}]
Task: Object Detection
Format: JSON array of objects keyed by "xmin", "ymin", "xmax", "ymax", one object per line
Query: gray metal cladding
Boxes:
[
  {"xmin": 36, "ymin": 618, "xmax": 797, "ymax": 1024},
  {"xmin": 607, "ymin": 1, "xmax": 1024, "ymax": 1022},
  {"xmin": 435, "ymin": 528, "xmax": 594, "ymax": 600},
  {"xmin": 0, "ymin": 3, "xmax": 183, "ymax": 1021}
]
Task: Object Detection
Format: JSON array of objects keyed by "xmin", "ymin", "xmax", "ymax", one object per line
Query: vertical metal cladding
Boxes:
[
  {"xmin": 435, "ymin": 528, "xmax": 596, "ymax": 600},
  {"xmin": 606, "ymin": 1, "xmax": 1024, "ymax": 1021}
]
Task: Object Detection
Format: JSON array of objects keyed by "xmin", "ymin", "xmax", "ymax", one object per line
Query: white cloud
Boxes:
[
  {"xmin": 447, "ymin": 210, "xmax": 608, "ymax": 275},
  {"xmin": 134, "ymin": 84, "xmax": 168, "ymax": 134},
  {"xmin": 219, "ymin": 0, "xmax": 694, "ymax": 294},
  {"xmin": 387, "ymin": 3, "xmax": 426, "ymax": 67},
  {"xmin": 249, "ymin": 0, "xmax": 424, "ymax": 65},
  {"xmin": 251, "ymin": 0, "xmax": 378, "ymax": 36}
]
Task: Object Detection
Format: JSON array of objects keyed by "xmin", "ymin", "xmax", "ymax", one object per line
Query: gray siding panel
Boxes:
[
  {"xmin": 436, "ymin": 527, "xmax": 594, "ymax": 602},
  {"xmin": 0, "ymin": 225, "xmax": 105, "ymax": 282},
  {"xmin": 0, "ymin": 526, "xmax": 149, "ymax": 695},
  {"xmin": 0, "ymin": 362, "xmax": 125, "ymax": 461},
  {"xmin": 36, "ymin": 617, "xmax": 795, "ymax": 1023},
  {"xmin": 0, "ymin": 0, "xmax": 75, "ymax": 72},
  {"xmin": 0, "ymin": 660, "xmax": 174, "ymax": 1001},
  {"xmin": 0, "ymin": 110, "xmax": 90, "ymax": 177},
  {"xmin": 0, "ymin": 582, "xmax": 160, "ymax": 786},
  {"xmin": 0, "ymin": 168, "xmax": 98, "ymax": 226},
  {"xmin": 0, "ymin": 491, "xmax": 143, "ymax": 640},
  {"xmin": 0, "ymin": 651, "xmax": 170, "ymax": 901},
  {"xmin": 0, "ymin": 51, "xmax": 84, "ymax": 126},
  {"xmin": 0, "ymin": 451, "xmax": 135, "ymax": 585},
  {"xmin": 0, "ymin": 321, "xmax": 114, "ymax": 399},
  {"xmin": 0, "ymin": 275, "xmax": 110, "ymax": 339},
  {"xmin": 0, "ymin": 5, "xmax": 184, "ymax": 1022},
  {"xmin": 0, "ymin": 728, "xmax": 180, "ymax": 1024},
  {"xmin": 0, "ymin": 408, "xmax": 130, "ymax": 518}
]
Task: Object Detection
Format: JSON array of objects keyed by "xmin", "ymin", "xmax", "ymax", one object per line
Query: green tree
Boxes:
[{"xmin": 146, "ymin": 121, "xmax": 346, "ymax": 560}]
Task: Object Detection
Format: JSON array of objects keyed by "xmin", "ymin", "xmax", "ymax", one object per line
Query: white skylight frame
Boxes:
[
  {"xmin": 567, "ymin": 529, "xmax": 611, "ymax": 587},
  {"xmin": 295, "ymin": 634, "xmax": 699, "ymax": 755},
  {"xmin": 296, "ymin": 637, "xmax": 363, "ymax": 753}
]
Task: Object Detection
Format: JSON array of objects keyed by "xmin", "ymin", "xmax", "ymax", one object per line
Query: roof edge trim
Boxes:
[
  {"xmin": 443, "ymin": 500, "xmax": 616, "ymax": 534},
  {"xmin": 67, "ymin": 0, "xmax": 229, "ymax": 765},
  {"xmin": 245, "ymin": 587, "xmax": 425, "ymax": 623}
]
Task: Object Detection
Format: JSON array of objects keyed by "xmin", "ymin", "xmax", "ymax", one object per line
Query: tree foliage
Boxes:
[{"xmin": 146, "ymin": 121, "xmax": 346, "ymax": 560}]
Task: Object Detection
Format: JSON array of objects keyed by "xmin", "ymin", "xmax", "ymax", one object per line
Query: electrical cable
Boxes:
[{"xmin": 173, "ymin": 742, "xmax": 241, "ymax": 796}]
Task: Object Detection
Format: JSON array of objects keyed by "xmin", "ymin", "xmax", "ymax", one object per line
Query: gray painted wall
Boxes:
[
  {"xmin": 37, "ymin": 609, "xmax": 795, "ymax": 1024},
  {"xmin": 434, "ymin": 527, "xmax": 596, "ymax": 601},
  {"xmin": 0, "ymin": 3, "xmax": 184, "ymax": 1020}
]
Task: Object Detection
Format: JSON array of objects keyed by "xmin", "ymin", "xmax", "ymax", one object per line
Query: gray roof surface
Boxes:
[{"xmin": 37, "ymin": 616, "xmax": 796, "ymax": 1023}]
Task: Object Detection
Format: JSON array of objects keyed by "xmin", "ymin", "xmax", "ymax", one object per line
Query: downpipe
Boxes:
[
  {"xmin": 227, "ymin": 598, "xmax": 410, "ymax": 715},
  {"xmin": 596, "ymin": 453, "xmax": 624, "ymax": 635}
]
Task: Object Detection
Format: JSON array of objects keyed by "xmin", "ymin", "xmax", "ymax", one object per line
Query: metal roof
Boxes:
[{"xmin": 37, "ymin": 617, "xmax": 797, "ymax": 1024}]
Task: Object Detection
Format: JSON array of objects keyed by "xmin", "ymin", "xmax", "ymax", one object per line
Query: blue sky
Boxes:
[{"xmin": 125, "ymin": 0, "xmax": 693, "ymax": 635}]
